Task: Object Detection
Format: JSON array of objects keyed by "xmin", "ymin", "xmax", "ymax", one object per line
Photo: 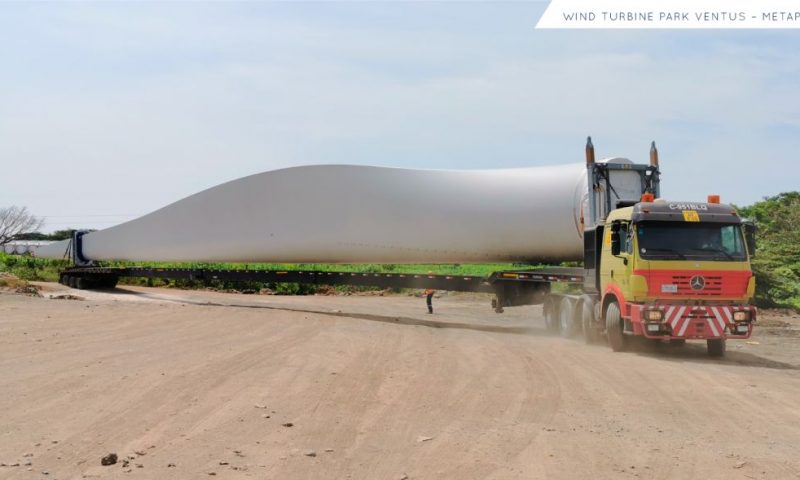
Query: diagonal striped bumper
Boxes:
[{"xmin": 631, "ymin": 304, "xmax": 756, "ymax": 339}]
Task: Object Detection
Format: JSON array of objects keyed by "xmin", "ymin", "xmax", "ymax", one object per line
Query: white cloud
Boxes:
[{"xmin": 1, "ymin": 3, "xmax": 798, "ymax": 231}]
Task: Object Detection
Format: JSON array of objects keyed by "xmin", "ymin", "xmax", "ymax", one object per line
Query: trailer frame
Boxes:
[{"xmin": 58, "ymin": 264, "xmax": 585, "ymax": 311}]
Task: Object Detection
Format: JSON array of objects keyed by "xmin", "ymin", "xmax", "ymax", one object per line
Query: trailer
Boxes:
[
  {"xmin": 57, "ymin": 264, "xmax": 583, "ymax": 310},
  {"xmin": 50, "ymin": 138, "xmax": 757, "ymax": 356}
]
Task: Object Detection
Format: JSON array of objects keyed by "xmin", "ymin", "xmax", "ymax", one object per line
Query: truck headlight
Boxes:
[
  {"xmin": 646, "ymin": 309, "xmax": 663, "ymax": 321},
  {"xmin": 733, "ymin": 311, "xmax": 751, "ymax": 322}
]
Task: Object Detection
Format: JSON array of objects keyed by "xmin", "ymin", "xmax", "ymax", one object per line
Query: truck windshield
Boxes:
[{"xmin": 636, "ymin": 221, "xmax": 747, "ymax": 261}]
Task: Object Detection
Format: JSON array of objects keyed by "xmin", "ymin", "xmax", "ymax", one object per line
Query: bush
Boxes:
[
  {"xmin": 737, "ymin": 192, "xmax": 800, "ymax": 310},
  {"xmin": 0, "ymin": 253, "xmax": 67, "ymax": 282}
]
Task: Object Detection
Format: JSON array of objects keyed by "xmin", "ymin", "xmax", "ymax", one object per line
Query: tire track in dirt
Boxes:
[{"xmin": 3, "ymin": 288, "xmax": 800, "ymax": 480}]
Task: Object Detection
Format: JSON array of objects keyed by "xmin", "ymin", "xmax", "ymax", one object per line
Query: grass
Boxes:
[
  {"xmin": 0, "ymin": 253, "xmax": 68, "ymax": 282},
  {"xmin": 0, "ymin": 253, "xmax": 540, "ymax": 294}
]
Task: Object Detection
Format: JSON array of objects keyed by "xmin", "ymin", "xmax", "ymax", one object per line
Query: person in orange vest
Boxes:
[{"xmin": 424, "ymin": 271, "xmax": 435, "ymax": 314}]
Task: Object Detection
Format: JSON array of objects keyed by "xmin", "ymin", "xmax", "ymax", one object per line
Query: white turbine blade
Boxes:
[{"xmin": 36, "ymin": 163, "xmax": 603, "ymax": 264}]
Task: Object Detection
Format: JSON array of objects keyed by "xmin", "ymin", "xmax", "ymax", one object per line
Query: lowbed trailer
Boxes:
[
  {"xmin": 58, "ymin": 265, "xmax": 584, "ymax": 306},
  {"xmin": 54, "ymin": 138, "xmax": 757, "ymax": 357}
]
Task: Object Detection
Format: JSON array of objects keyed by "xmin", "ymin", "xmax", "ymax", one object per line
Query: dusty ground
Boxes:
[{"xmin": 1, "ymin": 283, "xmax": 799, "ymax": 480}]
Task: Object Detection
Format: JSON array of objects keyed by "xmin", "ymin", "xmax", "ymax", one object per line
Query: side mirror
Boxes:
[
  {"xmin": 610, "ymin": 222, "xmax": 621, "ymax": 256},
  {"xmin": 743, "ymin": 220, "xmax": 756, "ymax": 257}
]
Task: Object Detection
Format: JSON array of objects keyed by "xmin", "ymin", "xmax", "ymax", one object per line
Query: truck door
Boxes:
[{"xmin": 600, "ymin": 220, "xmax": 634, "ymax": 301}]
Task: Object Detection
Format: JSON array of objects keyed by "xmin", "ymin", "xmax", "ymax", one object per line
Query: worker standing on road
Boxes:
[
  {"xmin": 425, "ymin": 287, "xmax": 435, "ymax": 314},
  {"xmin": 425, "ymin": 271, "xmax": 435, "ymax": 314}
]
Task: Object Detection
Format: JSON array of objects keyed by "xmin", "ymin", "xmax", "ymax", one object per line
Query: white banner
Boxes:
[{"xmin": 536, "ymin": 0, "xmax": 800, "ymax": 29}]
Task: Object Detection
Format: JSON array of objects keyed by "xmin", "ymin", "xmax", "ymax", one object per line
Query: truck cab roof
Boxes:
[
  {"xmin": 606, "ymin": 206, "xmax": 635, "ymax": 223},
  {"xmin": 624, "ymin": 201, "xmax": 741, "ymax": 224}
]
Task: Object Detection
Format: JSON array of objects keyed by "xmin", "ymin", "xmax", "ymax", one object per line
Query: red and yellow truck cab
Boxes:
[{"xmin": 600, "ymin": 197, "xmax": 756, "ymax": 356}]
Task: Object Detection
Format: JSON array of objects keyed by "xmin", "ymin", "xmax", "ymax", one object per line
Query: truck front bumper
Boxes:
[{"xmin": 630, "ymin": 303, "xmax": 756, "ymax": 340}]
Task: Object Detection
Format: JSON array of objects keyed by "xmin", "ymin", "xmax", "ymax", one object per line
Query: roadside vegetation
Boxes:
[
  {"xmin": 736, "ymin": 192, "xmax": 800, "ymax": 310},
  {"xmin": 105, "ymin": 261, "xmax": 542, "ymax": 294},
  {"xmin": 0, "ymin": 254, "xmax": 68, "ymax": 283},
  {"xmin": 0, "ymin": 253, "xmax": 537, "ymax": 295}
]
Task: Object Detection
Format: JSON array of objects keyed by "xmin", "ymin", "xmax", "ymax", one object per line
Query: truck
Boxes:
[{"xmin": 51, "ymin": 138, "xmax": 757, "ymax": 356}]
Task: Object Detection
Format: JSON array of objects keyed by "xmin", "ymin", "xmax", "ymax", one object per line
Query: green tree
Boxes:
[{"xmin": 737, "ymin": 192, "xmax": 800, "ymax": 309}]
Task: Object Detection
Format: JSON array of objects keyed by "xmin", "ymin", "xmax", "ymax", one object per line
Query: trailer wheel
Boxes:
[
  {"xmin": 543, "ymin": 297, "xmax": 559, "ymax": 333},
  {"xmin": 60, "ymin": 275, "xmax": 69, "ymax": 286},
  {"xmin": 68, "ymin": 276, "xmax": 78, "ymax": 289},
  {"xmin": 559, "ymin": 298, "xmax": 577, "ymax": 338},
  {"xmin": 707, "ymin": 338, "xmax": 726, "ymax": 357},
  {"xmin": 580, "ymin": 298, "xmax": 600, "ymax": 344},
  {"xmin": 605, "ymin": 302, "xmax": 628, "ymax": 352}
]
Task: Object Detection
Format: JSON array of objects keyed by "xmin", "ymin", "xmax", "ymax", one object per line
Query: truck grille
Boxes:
[
  {"xmin": 644, "ymin": 270, "xmax": 751, "ymax": 298},
  {"xmin": 671, "ymin": 275, "xmax": 723, "ymax": 296}
]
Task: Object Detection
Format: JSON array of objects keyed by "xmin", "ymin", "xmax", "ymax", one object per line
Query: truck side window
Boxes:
[
  {"xmin": 618, "ymin": 223, "xmax": 629, "ymax": 255},
  {"xmin": 720, "ymin": 225, "xmax": 742, "ymax": 253},
  {"xmin": 626, "ymin": 226, "xmax": 634, "ymax": 254}
]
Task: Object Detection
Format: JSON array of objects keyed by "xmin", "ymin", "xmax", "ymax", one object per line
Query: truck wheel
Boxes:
[
  {"xmin": 580, "ymin": 299, "xmax": 600, "ymax": 344},
  {"xmin": 543, "ymin": 297, "xmax": 559, "ymax": 333},
  {"xmin": 68, "ymin": 276, "xmax": 78, "ymax": 289},
  {"xmin": 76, "ymin": 277, "xmax": 88, "ymax": 290},
  {"xmin": 605, "ymin": 302, "xmax": 628, "ymax": 352},
  {"xmin": 559, "ymin": 298, "xmax": 577, "ymax": 338},
  {"xmin": 707, "ymin": 338, "xmax": 726, "ymax": 357}
]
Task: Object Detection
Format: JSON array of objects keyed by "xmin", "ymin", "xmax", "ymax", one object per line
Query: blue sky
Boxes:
[{"xmin": 1, "ymin": 2, "xmax": 798, "ymax": 231}]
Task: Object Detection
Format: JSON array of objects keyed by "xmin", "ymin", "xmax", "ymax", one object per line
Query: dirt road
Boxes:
[{"xmin": 1, "ymin": 284, "xmax": 799, "ymax": 479}]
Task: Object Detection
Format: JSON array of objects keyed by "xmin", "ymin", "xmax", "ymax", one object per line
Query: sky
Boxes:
[{"xmin": 1, "ymin": 1, "xmax": 799, "ymax": 232}]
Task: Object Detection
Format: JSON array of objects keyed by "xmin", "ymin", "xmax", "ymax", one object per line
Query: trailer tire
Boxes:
[
  {"xmin": 605, "ymin": 302, "xmax": 628, "ymax": 352},
  {"xmin": 76, "ymin": 277, "xmax": 88, "ymax": 290},
  {"xmin": 580, "ymin": 298, "xmax": 600, "ymax": 344},
  {"xmin": 707, "ymin": 338, "xmax": 726, "ymax": 357},
  {"xmin": 559, "ymin": 298, "xmax": 577, "ymax": 338},
  {"xmin": 543, "ymin": 297, "xmax": 559, "ymax": 333},
  {"xmin": 68, "ymin": 276, "xmax": 78, "ymax": 289}
]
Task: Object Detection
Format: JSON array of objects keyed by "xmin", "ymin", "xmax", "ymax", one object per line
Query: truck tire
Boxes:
[
  {"xmin": 605, "ymin": 302, "xmax": 628, "ymax": 352},
  {"xmin": 580, "ymin": 298, "xmax": 600, "ymax": 344},
  {"xmin": 543, "ymin": 297, "xmax": 559, "ymax": 333},
  {"xmin": 559, "ymin": 297, "xmax": 577, "ymax": 338},
  {"xmin": 707, "ymin": 338, "xmax": 726, "ymax": 357},
  {"xmin": 76, "ymin": 277, "xmax": 88, "ymax": 290},
  {"xmin": 68, "ymin": 276, "xmax": 78, "ymax": 289}
]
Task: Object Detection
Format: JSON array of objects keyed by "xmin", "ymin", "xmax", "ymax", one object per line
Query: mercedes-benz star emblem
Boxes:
[{"xmin": 690, "ymin": 275, "xmax": 705, "ymax": 290}]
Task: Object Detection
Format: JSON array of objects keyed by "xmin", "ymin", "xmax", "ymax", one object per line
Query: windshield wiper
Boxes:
[
  {"xmin": 687, "ymin": 247, "xmax": 735, "ymax": 260},
  {"xmin": 641, "ymin": 247, "xmax": 686, "ymax": 259}
]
